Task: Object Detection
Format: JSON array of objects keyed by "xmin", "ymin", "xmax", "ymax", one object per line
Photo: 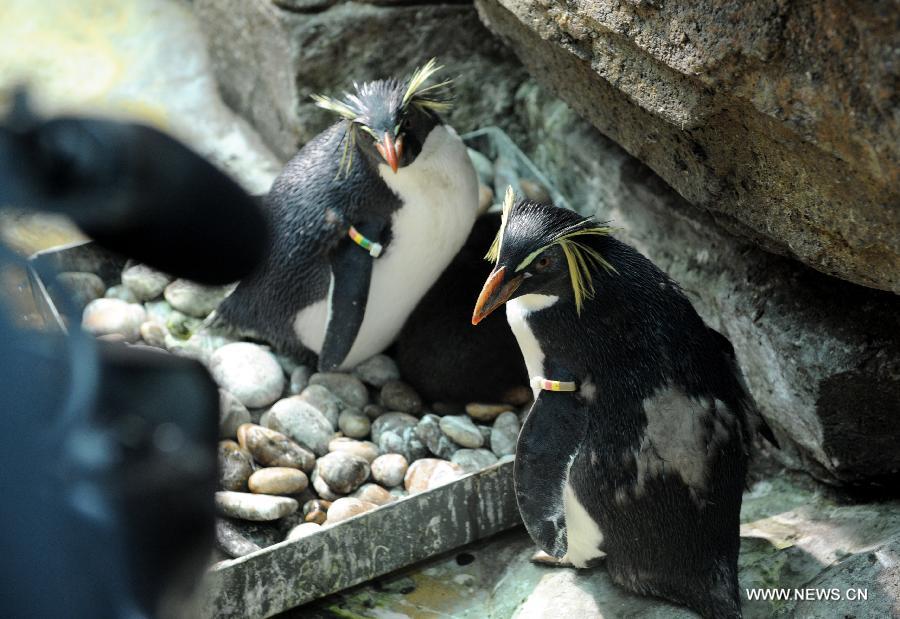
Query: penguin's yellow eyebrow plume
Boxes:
[
  {"xmin": 484, "ymin": 186, "xmax": 515, "ymax": 263},
  {"xmin": 402, "ymin": 58, "xmax": 453, "ymax": 112}
]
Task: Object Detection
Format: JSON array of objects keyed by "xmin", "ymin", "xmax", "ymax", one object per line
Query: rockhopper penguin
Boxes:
[
  {"xmin": 471, "ymin": 191, "xmax": 775, "ymax": 618},
  {"xmin": 217, "ymin": 60, "xmax": 478, "ymax": 370}
]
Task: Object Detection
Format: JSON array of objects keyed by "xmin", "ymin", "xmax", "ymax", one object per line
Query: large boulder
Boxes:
[
  {"xmin": 194, "ymin": 0, "xmax": 528, "ymax": 161},
  {"xmin": 475, "ymin": 0, "xmax": 900, "ymax": 293}
]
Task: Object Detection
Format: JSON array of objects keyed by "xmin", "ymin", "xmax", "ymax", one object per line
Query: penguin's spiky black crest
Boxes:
[{"xmin": 486, "ymin": 190, "xmax": 616, "ymax": 313}]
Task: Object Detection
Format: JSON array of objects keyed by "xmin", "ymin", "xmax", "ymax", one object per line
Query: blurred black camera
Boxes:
[{"xmin": 0, "ymin": 92, "xmax": 267, "ymax": 619}]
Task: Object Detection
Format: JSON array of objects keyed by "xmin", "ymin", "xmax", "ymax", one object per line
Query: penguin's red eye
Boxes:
[{"xmin": 535, "ymin": 255, "xmax": 551, "ymax": 270}]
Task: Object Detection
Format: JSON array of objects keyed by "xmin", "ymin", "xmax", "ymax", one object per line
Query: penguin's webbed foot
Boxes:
[{"xmin": 530, "ymin": 550, "xmax": 605, "ymax": 569}]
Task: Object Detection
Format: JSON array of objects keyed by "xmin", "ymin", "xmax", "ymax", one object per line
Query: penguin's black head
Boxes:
[
  {"xmin": 312, "ymin": 59, "xmax": 450, "ymax": 175},
  {"xmin": 472, "ymin": 190, "xmax": 616, "ymax": 325}
]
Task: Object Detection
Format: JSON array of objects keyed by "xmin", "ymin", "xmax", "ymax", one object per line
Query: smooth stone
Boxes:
[
  {"xmin": 371, "ymin": 412, "xmax": 419, "ymax": 444},
  {"xmin": 209, "ymin": 343, "xmax": 285, "ymax": 408},
  {"xmin": 221, "ymin": 518, "xmax": 282, "ymax": 548},
  {"xmin": 379, "ymin": 428, "xmax": 428, "ymax": 463},
  {"xmin": 416, "ymin": 414, "xmax": 459, "ymax": 459},
  {"xmin": 389, "ymin": 487, "xmax": 408, "ymax": 499},
  {"xmin": 379, "ymin": 380, "xmax": 423, "ymax": 414},
  {"xmin": 370, "ymin": 454, "xmax": 408, "ymax": 488},
  {"xmin": 498, "ymin": 453, "xmax": 516, "ymax": 464},
  {"xmin": 351, "ymin": 483, "xmax": 393, "ymax": 506},
  {"xmin": 82, "ymin": 298, "xmax": 147, "ymax": 343},
  {"xmin": 275, "ymin": 354, "xmax": 301, "ymax": 376},
  {"xmin": 325, "ymin": 497, "xmax": 377, "ymax": 524},
  {"xmin": 520, "ymin": 178, "xmax": 552, "ymax": 204},
  {"xmin": 121, "ymin": 264, "xmax": 171, "ymax": 301},
  {"xmin": 143, "ymin": 299, "xmax": 176, "ymax": 324},
  {"xmin": 338, "ymin": 408, "xmax": 370, "ymax": 439},
  {"xmin": 267, "ymin": 397, "xmax": 334, "ymax": 456},
  {"xmin": 304, "ymin": 509, "xmax": 327, "ymax": 525},
  {"xmin": 214, "ymin": 491, "xmax": 298, "ymax": 521},
  {"xmin": 467, "ymin": 147, "xmax": 494, "ymax": 184},
  {"xmin": 466, "ymin": 403, "xmax": 514, "ymax": 423},
  {"xmin": 328, "ymin": 437, "xmax": 380, "ymax": 463},
  {"xmin": 309, "ymin": 372, "xmax": 368, "ymax": 407},
  {"xmin": 352, "ymin": 354, "xmax": 400, "ymax": 388},
  {"xmin": 451, "ymin": 448, "xmax": 499, "ymax": 474},
  {"xmin": 219, "ymin": 389, "xmax": 251, "ymax": 439},
  {"xmin": 297, "ymin": 385, "xmax": 342, "ymax": 428},
  {"xmin": 163, "ymin": 278, "xmax": 229, "ymax": 318},
  {"xmin": 363, "ymin": 404, "xmax": 386, "ymax": 420},
  {"xmin": 302, "ymin": 499, "xmax": 332, "ymax": 516},
  {"xmin": 289, "ymin": 366, "xmax": 312, "ymax": 395},
  {"xmin": 491, "ymin": 411, "xmax": 520, "ymax": 457},
  {"xmin": 105, "ymin": 284, "xmax": 138, "ymax": 303},
  {"xmin": 404, "ymin": 458, "xmax": 465, "ymax": 494},
  {"xmin": 440, "ymin": 415, "xmax": 484, "ymax": 449},
  {"xmin": 237, "ymin": 423, "xmax": 315, "ymax": 472},
  {"xmin": 140, "ymin": 321, "xmax": 168, "ymax": 348},
  {"xmin": 215, "ymin": 519, "xmax": 261, "ymax": 558},
  {"xmin": 286, "ymin": 522, "xmax": 322, "ymax": 541},
  {"xmin": 57, "ymin": 271, "xmax": 105, "ymax": 310},
  {"xmin": 248, "ymin": 467, "xmax": 308, "ymax": 495},
  {"xmin": 310, "ymin": 467, "xmax": 341, "ymax": 501},
  {"xmin": 478, "ymin": 184, "xmax": 494, "ymax": 213},
  {"xmin": 169, "ymin": 330, "xmax": 235, "ymax": 363},
  {"xmin": 218, "ymin": 440, "xmax": 254, "ymax": 492},
  {"xmin": 316, "ymin": 451, "xmax": 370, "ymax": 494},
  {"xmin": 163, "ymin": 308, "xmax": 201, "ymax": 340}
]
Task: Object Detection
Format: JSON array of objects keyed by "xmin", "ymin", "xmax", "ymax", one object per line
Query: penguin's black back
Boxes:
[
  {"xmin": 519, "ymin": 236, "xmax": 763, "ymax": 618},
  {"xmin": 217, "ymin": 122, "xmax": 400, "ymax": 360},
  {"xmin": 393, "ymin": 212, "xmax": 528, "ymax": 403}
]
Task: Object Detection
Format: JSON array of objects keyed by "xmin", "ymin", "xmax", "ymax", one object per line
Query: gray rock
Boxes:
[
  {"xmin": 194, "ymin": 1, "xmax": 529, "ymax": 162},
  {"xmin": 215, "ymin": 491, "xmax": 298, "ymax": 521},
  {"xmin": 378, "ymin": 430, "xmax": 417, "ymax": 464},
  {"xmin": 121, "ymin": 264, "xmax": 171, "ymax": 301},
  {"xmin": 415, "ymin": 414, "xmax": 459, "ymax": 459},
  {"xmin": 296, "ymin": 384, "xmax": 342, "ymax": 428},
  {"xmin": 379, "ymin": 380, "xmax": 423, "ymax": 415},
  {"xmin": 275, "ymin": 354, "xmax": 301, "ymax": 376},
  {"xmin": 289, "ymin": 365, "xmax": 312, "ymax": 395},
  {"xmin": 478, "ymin": 425, "xmax": 492, "ymax": 451},
  {"xmin": 370, "ymin": 453, "xmax": 408, "ymax": 488},
  {"xmin": 316, "ymin": 451, "xmax": 370, "ymax": 494},
  {"xmin": 286, "ymin": 522, "xmax": 322, "ymax": 541},
  {"xmin": 82, "ymin": 298, "xmax": 147, "ymax": 343},
  {"xmin": 451, "ymin": 448, "xmax": 499, "ymax": 474},
  {"xmin": 338, "ymin": 408, "xmax": 370, "ymax": 439},
  {"xmin": 218, "ymin": 440, "xmax": 254, "ymax": 492},
  {"xmin": 219, "ymin": 389, "xmax": 251, "ymax": 438},
  {"xmin": 363, "ymin": 404, "xmax": 386, "ymax": 420},
  {"xmin": 476, "ymin": 0, "xmax": 900, "ymax": 293},
  {"xmin": 370, "ymin": 412, "xmax": 419, "ymax": 445},
  {"xmin": 309, "ymin": 372, "xmax": 368, "ymax": 408},
  {"xmin": 490, "ymin": 411, "xmax": 519, "ymax": 457},
  {"xmin": 168, "ymin": 330, "xmax": 235, "ymax": 363},
  {"xmin": 143, "ymin": 299, "xmax": 176, "ymax": 324},
  {"xmin": 328, "ymin": 437, "xmax": 380, "ymax": 464},
  {"xmin": 209, "ymin": 342, "xmax": 285, "ymax": 408},
  {"xmin": 139, "ymin": 321, "xmax": 168, "ymax": 348},
  {"xmin": 266, "ymin": 397, "xmax": 334, "ymax": 456},
  {"xmin": 325, "ymin": 497, "xmax": 377, "ymax": 525},
  {"xmin": 352, "ymin": 354, "xmax": 400, "ymax": 387},
  {"xmin": 105, "ymin": 284, "xmax": 138, "ymax": 303},
  {"xmin": 237, "ymin": 423, "xmax": 315, "ymax": 472},
  {"xmin": 440, "ymin": 415, "xmax": 484, "ymax": 449},
  {"xmin": 164, "ymin": 279, "xmax": 229, "ymax": 318},
  {"xmin": 56, "ymin": 272, "xmax": 105, "ymax": 310},
  {"xmin": 350, "ymin": 483, "xmax": 393, "ymax": 506},
  {"xmin": 310, "ymin": 467, "xmax": 341, "ymax": 501},
  {"xmin": 215, "ymin": 518, "xmax": 261, "ymax": 558},
  {"xmin": 398, "ymin": 426, "xmax": 429, "ymax": 463}
]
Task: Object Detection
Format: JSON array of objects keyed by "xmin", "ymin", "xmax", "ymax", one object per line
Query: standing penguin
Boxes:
[
  {"xmin": 471, "ymin": 191, "xmax": 774, "ymax": 618},
  {"xmin": 217, "ymin": 60, "xmax": 478, "ymax": 370}
]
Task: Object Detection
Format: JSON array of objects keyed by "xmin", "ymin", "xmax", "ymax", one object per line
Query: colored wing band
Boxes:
[
  {"xmin": 530, "ymin": 376, "xmax": 577, "ymax": 392},
  {"xmin": 348, "ymin": 226, "xmax": 383, "ymax": 258}
]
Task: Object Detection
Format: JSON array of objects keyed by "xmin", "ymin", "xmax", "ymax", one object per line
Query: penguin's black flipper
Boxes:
[
  {"xmin": 514, "ymin": 392, "xmax": 588, "ymax": 558},
  {"xmin": 318, "ymin": 219, "xmax": 386, "ymax": 371}
]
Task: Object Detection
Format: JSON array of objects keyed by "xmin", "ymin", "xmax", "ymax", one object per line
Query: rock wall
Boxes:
[
  {"xmin": 192, "ymin": 0, "xmax": 900, "ymax": 487},
  {"xmin": 475, "ymin": 0, "xmax": 900, "ymax": 293}
]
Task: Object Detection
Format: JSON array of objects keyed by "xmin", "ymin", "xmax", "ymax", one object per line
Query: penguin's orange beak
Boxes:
[
  {"xmin": 375, "ymin": 132, "xmax": 402, "ymax": 173},
  {"xmin": 472, "ymin": 266, "xmax": 524, "ymax": 325}
]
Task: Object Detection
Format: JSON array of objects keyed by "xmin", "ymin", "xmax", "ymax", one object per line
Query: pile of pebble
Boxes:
[{"xmin": 63, "ymin": 254, "xmax": 529, "ymax": 560}]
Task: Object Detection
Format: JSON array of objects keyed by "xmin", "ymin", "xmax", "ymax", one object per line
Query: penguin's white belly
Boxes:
[
  {"xmin": 562, "ymin": 478, "xmax": 605, "ymax": 567},
  {"xmin": 294, "ymin": 125, "xmax": 478, "ymax": 369},
  {"xmin": 506, "ymin": 294, "xmax": 558, "ymax": 398}
]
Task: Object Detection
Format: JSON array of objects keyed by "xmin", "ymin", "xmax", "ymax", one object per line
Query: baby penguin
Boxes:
[{"xmin": 472, "ymin": 190, "xmax": 774, "ymax": 618}]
